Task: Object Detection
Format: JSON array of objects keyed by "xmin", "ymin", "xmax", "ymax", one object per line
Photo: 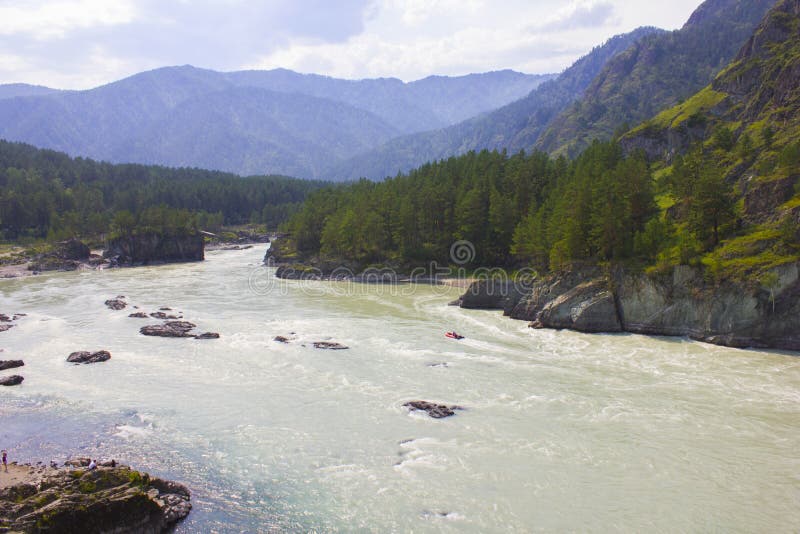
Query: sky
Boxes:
[{"xmin": 0, "ymin": 0, "xmax": 703, "ymax": 89}]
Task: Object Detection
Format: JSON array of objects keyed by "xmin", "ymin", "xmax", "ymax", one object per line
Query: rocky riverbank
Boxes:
[
  {"xmin": 0, "ymin": 461, "xmax": 191, "ymax": 532},
  {"xmin": 455, "ymin": 263, "xmax": 800, "ymax": 351}
]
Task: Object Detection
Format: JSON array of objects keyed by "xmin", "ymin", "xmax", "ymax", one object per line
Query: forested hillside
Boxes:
[
  {"xmin": 0, "ymin": 83, "xmax": 59, "ymax": 99},
  {"xmin": 0, "ymin": 140, "xmax": 326, "ymax": 241},
  {"xmin": 327, "ymin": 27, "xmax": 660, "ymax": 181},
  {"xmin": 621, "ymin": 0, "xmax": 800, "ymax": 277},
  {"xmin": 535, "ymin": 0, "xmax": 776, "ymax": 156},
  {"xmin": 283, "ymin": 0, "xmax": 800, "ymax": 280},
  {"xmin": 286, "ymin": 145, "xmax": 658, "ymax": 270}
]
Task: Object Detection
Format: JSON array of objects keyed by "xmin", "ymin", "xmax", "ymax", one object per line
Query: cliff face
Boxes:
[
  {"xmin": 104, "ymin": 233, "xmax": 204, "ymax": 265},
  {"xmin": 461, "ymin": 263, "xmax": 800, "ymax": 351}
]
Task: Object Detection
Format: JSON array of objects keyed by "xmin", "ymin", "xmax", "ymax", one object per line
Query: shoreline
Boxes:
[{"xmin": 265, "ymin": 246, "xmax": 800, "ymax": 353}]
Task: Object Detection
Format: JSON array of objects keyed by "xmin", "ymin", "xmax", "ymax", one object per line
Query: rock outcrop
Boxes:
[
  {"xmin": 27, "ymin": 238, "xmax": 93, "ymax": 272},
  {"xmin": 455, "ymin": 279, "xmax": 528, "ymax": 314},
  {"xmin": 104, "ymin": 232, "xmax": 204, "ymax": 266},
  {"xmin": 67, "ymin": 350, "xmax": 111, "ymax": 364},
  {"xmin": 460, "ymin": 262, "xmax": 800, "ymax": 351},
  {"xmin": 532, "ymin": 279, "xmax": 622, "ymax": 333},
  {"xmin": 0, "ymin": 464, "xmax": 191, "ymax": 532}
]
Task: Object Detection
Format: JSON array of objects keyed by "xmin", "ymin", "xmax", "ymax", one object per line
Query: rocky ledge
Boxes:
[
  {"xmin": 458, "ymin": 262, "xmax": 800, "ymax": 351},
  {"xmin": 0, "ymin": 464, "xmax": 190, "ymax": 533}
]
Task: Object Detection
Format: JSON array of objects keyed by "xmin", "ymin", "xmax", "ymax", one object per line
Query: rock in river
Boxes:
[
  {"xmin": 104, "ymin": 298, "xmax": 127, "ymax": 311},
  {"xmin": 67, "ymin": 350, "xmax": 111, "ymax": 364},
  {"xmin": 150, "ymin": 311, "xmax": 181, "ymax": 320},
  {"xmin": 129, "ymin": 312, "xmax": 149, "ymax": 318},
  {"xmin": 0, "ymin": 375, "xmax": 24, "ymax": 386},
  {"xmin": 403, "ymin": 401, "xmax": 461, "ymax": 419},
  {"xmin": 140, "ymin": 321, "xmax": 197, "ymax": 338},
  {"xmin": 194, "ymin": 332, "xmax": 220, "ymax": 339},
  {"xmin": 0, "ymin": 360, "xmax": 24, "ymax": 370},
  {"xmin": 313, "ymin": 341, "xmax": 349, "ymax": 350}
]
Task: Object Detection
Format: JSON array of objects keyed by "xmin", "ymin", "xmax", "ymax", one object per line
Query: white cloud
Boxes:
[
  {"xmin": 0, "ymin": 0, "xmax": 137, "ymax": 40},
  {"xmin": 532, "ymin": 1, "xmax": 618, "ymax": 32},
  {"xmin": 388, "ymin": 0, "xmax": 484, "ymax": 25},
  {"xmin": 0, "ymin": 0, "xmax": 706, "ymax": 88}
]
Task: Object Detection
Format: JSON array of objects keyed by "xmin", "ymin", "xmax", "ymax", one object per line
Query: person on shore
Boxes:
[
  {"xmin": 2, "ymin": 450, "xmax": 7, "ymax": 472},
  {"xmin": 87, "ymin": 459, "xmax": 97, "ymax": 470}
]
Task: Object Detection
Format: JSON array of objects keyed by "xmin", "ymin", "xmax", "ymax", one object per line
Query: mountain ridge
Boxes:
[
  {"xmin": 0, "ymin": 66, "xmax": 552, "ymax": 179},
  {"xmin": 326, "ymin": 26, "xmax": 662, "ymax": 181},
  {"xmin": 535, "ymin": 0, "xmax": 777, "ymax": 156}
]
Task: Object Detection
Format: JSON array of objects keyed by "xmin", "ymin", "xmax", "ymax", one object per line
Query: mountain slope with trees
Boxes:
[
  {"xmin": 282, "ymin": 0, "xmax": 800, "ymax": 282},
  {"xmin": 327, "ymin": 26, "xmax": 661, "ymax": 181},
  {"xmin": 0, "ymin": 83, "xmax": 59, "ymax": 99},
  {"xmin": 535, "ymin": 0, "xmax": 777, "ymax": 156}
]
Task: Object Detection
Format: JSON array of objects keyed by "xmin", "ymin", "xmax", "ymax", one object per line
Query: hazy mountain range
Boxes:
[
  {"xmin": 0, "ymin": 68, "xmax": 552, "ymax": 179},
  {"xmin": 331, "ymin": 0, "xmax": 776, "ymax": 180},
  {"xmin": 0, "ymin": 0, "xmax": 778, "ymax": 181}
]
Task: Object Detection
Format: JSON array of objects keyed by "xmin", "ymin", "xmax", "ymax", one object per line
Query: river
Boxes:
[{"xmin": 1, "ymin": 246, "xmax": 798, "ymax": 532}]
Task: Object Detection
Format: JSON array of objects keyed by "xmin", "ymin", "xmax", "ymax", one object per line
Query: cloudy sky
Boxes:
[{"xmin": 0, "ymin": 0, "xmax": 703, "ymax": 89}]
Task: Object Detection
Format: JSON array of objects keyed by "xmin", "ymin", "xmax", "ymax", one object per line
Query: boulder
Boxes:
[
  {"xmin": 0, "ymin": 324, "xmax": 15, "ymax": 333},
  {"xmin": 458, "ymin": 279, "xmax": 528, "ymax": 314},
  {"xmin": 140, "ymin": 321, "xmax": 197, "ymax": 338},
  {"xmin": 535, "ymin": 279, "xmax": 622, "ymax": 333},
  {"xmin": 150, "ymin": 311, "xmax": 181, "ymax": 320},
  {"xmin": 0, "ymin": 375, "xmax": 23, "ymax": 386},
  {"xmin": 67, "ymin": 350, "xmax": 111, "ymax": 364},
  {"xmin": 313, "ymin": 342, "xmax": 349, "ymax": 350},
  {"xmin": 0, "ymin": 360, "xmax": 24, "ymax": 371},
  {"xmin": 274, "ymin": 336, "xmax": 291, "ymax": 343},
  {"xmin": 128, "ymin": 312, "xmax": 149, "ymax": 318},
  {"xmin": 105, "ymin": 298, "xmax": 127, "ymax": 311},
  {"xmin": 403, "ymin": 401, "xmax": 461, "ymax": 419},
  {"xmin": 194, "ymin": 332, "xmax": 220, "ymax": 339}
]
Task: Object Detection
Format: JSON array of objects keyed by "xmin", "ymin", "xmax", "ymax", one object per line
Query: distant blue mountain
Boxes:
[
  {"xmin": 0, "ymin": 67, "xmax": 552, "ymax": 179},
  {"xmin": 0, "ymin": 83, "xmax": 59, "ymax": 99}
]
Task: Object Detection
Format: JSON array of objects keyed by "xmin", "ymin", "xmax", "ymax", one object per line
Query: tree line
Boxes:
[
  {"xmin": 0, "ymin": 140, "xmax": 326, "ymax": 241},
  {"xmin": 286, "ymin": 140, "xmax": 754, "ymax": 273}
]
